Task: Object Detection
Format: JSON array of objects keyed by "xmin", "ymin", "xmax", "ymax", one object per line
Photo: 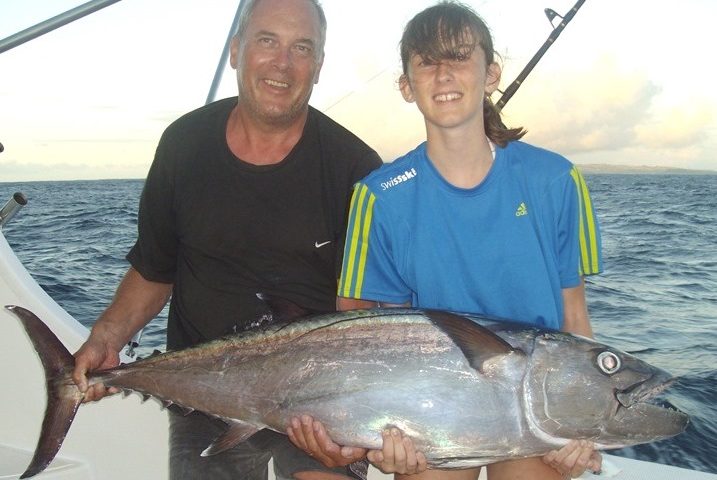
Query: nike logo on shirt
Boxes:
[{"xmin": 315, "ymin": 241, "xmax": 332, "ymax": 248}]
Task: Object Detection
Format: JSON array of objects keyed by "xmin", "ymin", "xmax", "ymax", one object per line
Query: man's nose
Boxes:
[{"xmin": 272, "ymin": 46, "xmax": 292, "ymax": 70}]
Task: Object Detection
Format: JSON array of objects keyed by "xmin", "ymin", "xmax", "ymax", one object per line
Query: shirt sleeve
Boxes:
[
  {"xmin": 125, "ymin": 130, "xmax": 178, "ymax": 284},
  {"xmin": 333, "ymin": 150, "xmax": 383, "ymax": 279},
  {"xmin": 556, "ymin": 166, "xmax": 603, "ymax": 287},
  {"xmin": 338, "ymin": 182, "xmax": 412, "ymax": 304}
]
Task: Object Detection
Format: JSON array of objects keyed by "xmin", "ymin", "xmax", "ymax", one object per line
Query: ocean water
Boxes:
[{"xmin": 1, "ymin": 175, "xmax": 716, "ymax": 474}]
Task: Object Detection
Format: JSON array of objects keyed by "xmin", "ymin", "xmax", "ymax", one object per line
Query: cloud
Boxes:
[
  {"xmin": 503, "ymin": 56, "xmax": 663, "ymax": 153},
  {"xmin": 634, "ymin": 103, "xmax": 714, "ymax": 148},
  {"xmin": 500, "ymin": 57, "xmax": 707, "ymax": 162}
]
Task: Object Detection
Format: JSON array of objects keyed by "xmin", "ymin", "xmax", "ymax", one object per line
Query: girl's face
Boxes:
[{"xmin": 400, "ymin": 40, "xmax": 500, "ymax": 133}]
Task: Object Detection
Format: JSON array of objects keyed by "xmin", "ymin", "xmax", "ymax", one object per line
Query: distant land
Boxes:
[{"xmin": 577, "ymin": 164, "xmax": 716, "ymax": 175}]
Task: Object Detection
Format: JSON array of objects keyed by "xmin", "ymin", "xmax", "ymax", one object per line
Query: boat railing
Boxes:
[
  {"xmin": 0, "ymin": 192, "xmax": 27, "ymax": 230},
  {"xmin": 0, "ymin": 0, "xmax": 122, "ymax": 54}
]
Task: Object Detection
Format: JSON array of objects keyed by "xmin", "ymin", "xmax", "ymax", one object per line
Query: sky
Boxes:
[{"xmin": 1, "ymin": 0, "xmax": 715, "ymax": 181}]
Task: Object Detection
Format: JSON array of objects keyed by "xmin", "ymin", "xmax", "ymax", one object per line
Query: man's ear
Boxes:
[
  {"xmin": 399, "ymin": 74, "xmax": 415, "ymax": 103},
  {"xmin": 314, "ymin": 51, "xmax": 325, "ymax": 85},
  {"xmin": 485, "ymin": 62, "xmax": 501, "ymax": 95},
  {"xmin": 229, "ymin": 35, "xmax": 240, "ymax": 69}
]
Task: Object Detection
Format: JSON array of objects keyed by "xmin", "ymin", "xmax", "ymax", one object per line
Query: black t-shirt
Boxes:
[{"xmin": 127, "ymin": 97, "xmax": 381, "ymax": 349}]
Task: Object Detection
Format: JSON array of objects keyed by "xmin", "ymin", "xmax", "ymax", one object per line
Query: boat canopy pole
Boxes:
[
  {"xmin": 205, "ymin": 1, "xmax": 247, "ymax": 105},
  {"xmin": 0, "ymin": 0, "xmax": 122, "ymax": 55},
  {"xmin": 496, "ymin": 0, "xmax": 587, "ymax": 110}
]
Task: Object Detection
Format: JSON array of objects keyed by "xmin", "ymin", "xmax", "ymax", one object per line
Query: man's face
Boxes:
[{"xmin": 230, "ymin": 0, "xmax": 324, "ymax": 127}]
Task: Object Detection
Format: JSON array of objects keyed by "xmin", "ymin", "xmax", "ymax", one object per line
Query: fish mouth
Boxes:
[
  {"xmin": 606, "ymin": 374, "xmax": 689, "ymax": 446},
  {"xmin": 615, "ymin": 374, "xmax": 688, "ymax": 418},
  {"xmin": 616, "ymin": 376, "xmax": 676, "ymax": 408}
]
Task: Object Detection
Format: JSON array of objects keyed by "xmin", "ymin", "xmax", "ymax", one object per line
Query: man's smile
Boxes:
[{"xmin": 264, "ymin": 78, "xmax": 289, "ymax": 89}]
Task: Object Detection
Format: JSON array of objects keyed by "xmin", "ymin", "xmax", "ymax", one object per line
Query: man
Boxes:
[{"xmin": 71, "ymin": 0, "xmax": 381, "ymax": 479}]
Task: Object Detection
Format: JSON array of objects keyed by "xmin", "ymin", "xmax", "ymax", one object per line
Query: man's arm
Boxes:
[{"xmin": 72, "ymin": 266, "xmax": 172, "ymax": 402}]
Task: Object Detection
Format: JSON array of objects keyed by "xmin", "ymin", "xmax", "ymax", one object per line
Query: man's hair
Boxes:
[
  {"xmin": 400, "ymin": 1, "xmax": 525, "ymax": 146},
  {"xmin": 235, "ymin": 0, "xmax": 327, "ymax": 57}
]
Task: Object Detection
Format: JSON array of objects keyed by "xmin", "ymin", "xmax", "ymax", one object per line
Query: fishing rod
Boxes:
[{"xmin": 496, "ymin": 0, "xmax": 587, "ymax": 110}]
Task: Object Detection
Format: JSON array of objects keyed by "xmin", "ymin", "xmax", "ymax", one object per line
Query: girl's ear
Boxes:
[
  {"xmin": 399, "ymin": 74, "xmax": 415, "ymax": 103},
  {"xmin": 485, "ymin": 62, "xmax": 501, "ymax": 95}
]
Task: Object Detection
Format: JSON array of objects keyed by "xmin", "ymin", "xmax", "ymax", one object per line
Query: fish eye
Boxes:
[{"xmin": 597, "ymin": 351, "xmax": 621, "ymax": 375}]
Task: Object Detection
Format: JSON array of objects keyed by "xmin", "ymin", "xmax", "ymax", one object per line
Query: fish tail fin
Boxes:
[{"xmin": 6, "ymin": 305, "xmax": 83, "ymax": 479}]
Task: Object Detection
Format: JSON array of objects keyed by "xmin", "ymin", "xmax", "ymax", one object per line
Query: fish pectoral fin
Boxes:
[
  {"xmin": 201, "ymin": 420, "xmax": 261, "ymax": 457},
  {"xmin": 426, "ymin": 310, "xmax": 518, "ymax": 373}
]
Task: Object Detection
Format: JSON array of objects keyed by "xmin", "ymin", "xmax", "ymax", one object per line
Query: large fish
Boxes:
[{"xmin": 8, "ymin": 304, "xmax": 688, "ymax": 478}]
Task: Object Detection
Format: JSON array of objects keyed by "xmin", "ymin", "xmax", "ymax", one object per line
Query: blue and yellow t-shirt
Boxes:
[{"xmin": 338, "ymin": 140, "xmax": 602, "ymax": 330}]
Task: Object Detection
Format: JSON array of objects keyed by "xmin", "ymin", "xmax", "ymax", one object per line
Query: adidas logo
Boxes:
[{"xmin": 515, "ymin": 202, "xmax": 528, "ymax": 217}]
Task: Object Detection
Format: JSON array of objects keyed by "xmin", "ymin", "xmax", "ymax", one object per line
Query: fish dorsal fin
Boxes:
[
  {"xmin": 201, "ymin": 420, "xmax": 260, "ymax": 457},
  {"xmin": 426, "ymin": 310, "xmax": 517, "ymax": 372}
]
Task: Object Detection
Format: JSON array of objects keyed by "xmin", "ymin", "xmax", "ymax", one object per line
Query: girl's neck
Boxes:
[{"xmin": 426, "ymin": 125, "xmax": 495, "ymax": 189}]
